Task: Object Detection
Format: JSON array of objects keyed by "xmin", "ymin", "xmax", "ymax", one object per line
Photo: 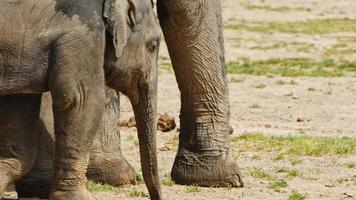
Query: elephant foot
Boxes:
[
  {"xmin": 87, "ymin": 153, "xmax": 136, "ymax": 186},
  {"xmin": 50, "ymin": 186, "xmax": 91, "ymax": 200},
  {"xmin": 171, "ymin": 149, "xmax": 244, "ymax": 188},
  {"xmin": 16, "ymin": 174, "xmax": 52, "ymax": 198}
]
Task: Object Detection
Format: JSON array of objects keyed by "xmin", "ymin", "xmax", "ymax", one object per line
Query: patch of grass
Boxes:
[
  {"xmin": 127, "ymin": 135, "xmax": 135, "ymax": 141},
  {"xmin": 158, "ymin": 56, "xmax": 173, "ymax": 73},
  {"xmin": 168, "ymin": 134, "xmax": 179, "ymax": 151},
  {"xmin": 225, "ymin": 19, "xmax": 356, "ymax": 35},
  {"xmin": 127, "ymin": 135, "xmax": 139, "ymax": 147},
  {"xmin": 88, "ymin": 181, "xmax": 117, "ymax": 192},
  {"xmin": 274, "ymin": 167, "xmax": 302, "ymax": 179},
  {"xmin": 226, "ymin": 58, "xmax": 356, "ymax": 77},
  {"xmin": 135, "ymin": 173, "xmax": 144, "ymax": 184},
  {"xmin": 242, "ymin": 3, "xmax": 311, "ymax": 12},
  {"xmin": 291, "ymin": 159, "xmax": 302, "ymax": 166},
  {"xmin": 186, "ymin": 185, "xmax": 202, "ymax": 193},
  {"xmin": 254, "ymin": 83, "xmax": 266, "ymax": 89},
  {"xmin": 324, "ymin": 43, "xmax": 356, "ymax": 58},
  {"xmin": 272, "ymin": 153, "xmax": 285, "ymax": 161},
  {"xmin": 335, "ymin": 178, "xmax": 348, "ymax": 185},
  {"xmin": 162, "ymin": 176, "xmax": 175, "ymax": 186},
  {"xmin": 233, "ymin": 38, "xmax": 315, "ymax": 52},
  {"xmin": 248, "ymin": 167, "xmax": 271, "ymax": 179},
  {"xmin": 338, "ymin": 36, "xmax": 356, "ymax": 43},
  {"xmin": 267, "ymin": 179, "xmax": 288, "ymax": 190},
  {"xmin": 251, "ymin": 155, "xmax": 261, "ymax": 160},
  {"xmin": 287, "ymin": 170, "xmax": 303, "ymax": 178},
  {"xmin": 289, "ymin": 190, "xmax": 307, "ymax": 200},
  {"xmin": 125, "ymin": 187, "xmax": 142, "ymax": 198},
  {"xmin": 250, "ymin": 41, "xmax": 288, "ymax": 50},
  {"xmin": 231, "ymin": 133, "xmax": 356, "ymax": 157},
  {"xmin": 346, "ymin": 162, "xmax": 356, "ymax": 169}
]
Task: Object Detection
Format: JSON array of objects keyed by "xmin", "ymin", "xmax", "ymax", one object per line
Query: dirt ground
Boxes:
[{"xmin": 7, "ymin": 0, "xmax": 356, "ymax": 199}]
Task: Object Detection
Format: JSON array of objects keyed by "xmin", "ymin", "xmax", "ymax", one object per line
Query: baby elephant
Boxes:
[{"xmin": 0, "ymin": 0, "xmax": 162, "ymax": 200}]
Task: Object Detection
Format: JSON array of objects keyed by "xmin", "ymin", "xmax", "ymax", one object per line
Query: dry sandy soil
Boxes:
[{"xmin": 5, "ymin": 0, "xmax": 356, "ymax": 199}]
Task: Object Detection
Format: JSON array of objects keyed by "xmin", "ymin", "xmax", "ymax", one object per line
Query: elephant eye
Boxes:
[{"xmin": 146, "ymin": 40, "xmax": 159, "ymax": 53}]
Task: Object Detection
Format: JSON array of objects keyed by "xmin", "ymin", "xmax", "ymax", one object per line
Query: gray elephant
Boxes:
[
  {"xmin": 17, "ymin": 0, "xmax": 244, "ymax": 194},
  {"xmin": 0, "ymin": 0, "xmax": 162, "ymax": 200}
]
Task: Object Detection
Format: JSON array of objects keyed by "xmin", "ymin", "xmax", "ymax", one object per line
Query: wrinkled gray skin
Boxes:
[
  {"xmin": 15, "ymin": 89, "xmax": 136, "ymax": 198},
  {"xmin": 157, "ymin": 0, "xmax": 244, "ymax": 187},
  {"xmin": 0, "ymin": 0, "xmax": 162, "ymax": 199}
]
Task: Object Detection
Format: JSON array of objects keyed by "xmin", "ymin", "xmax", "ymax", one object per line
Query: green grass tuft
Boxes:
[
  {"xmin": 88, "ymin": 181, "xmax": 117, "ymax": 192},
  {"xmin": 242, "ymin": 3, "xmax": 311, "ymax": 13},
  {"xmin": 291, "ymin": 159, "xmax": 303, "ymax": 166},
  {"xmin": 135, "ymin": 173, "xmax": 144, "ymax": 184},
  {"xmin": 226, "ymin": 58, "xmax": 356, "ymax": 77},
  {"xmin": 253, "ymin": 83, "xmax": 267, "ymax": 89},
  {"xmin": 127, "ymin": 135, "xmax": 139, "ymax": 147},
  {"xmin": 231, "ymin": 133, "xmax": 356, "ymax": 157},
  {"xmin": 225, "ymin": 19, "xmax": 356, "ymax": 35},
  {"xmin": 287, "ymin": 170, "xmax": 303, "ymax": 178},
  {"xmin": 162, "ymin": 176, "xmax": 175, "ymax": 186},
  {"xmin": 248, "ymin": 167, "xmax": 271, "ymax": 179},
  {"xmin": 267, "ymin": 179, "xmax": 288, "ymax": 190},
  {"xmin": 345, "ymin": 162, "xmax": 356, "ymax": 169},
  {"xmin": 125, "ymin": 187, "xmax": 142, "ymax": 198},
  {"xmin": 289, "ymin": 190, "xmax": 307, "ymax": 200},
  {"xmin": 158, "ymin": 56, "xmax": 174, "ymax": 73},
  {"xmin": 186, "ymin": 185, "xmax": 202, "ymax": 193}
]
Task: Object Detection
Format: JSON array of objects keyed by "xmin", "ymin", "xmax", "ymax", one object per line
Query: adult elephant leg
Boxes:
[
  {"xmin": 0, "ymin": 94, "xmax": 41, "ymax": 198},
  {"xmin": 87, "ymin": 89, "xmax": 136, "ymax": 186},
  {"xmin": 157, "ymin": 0, "xmax": 243, "ymax": 187},
  {"xmin": 16, "ymin": 89, "xmax": 135, "ymax": 198}
]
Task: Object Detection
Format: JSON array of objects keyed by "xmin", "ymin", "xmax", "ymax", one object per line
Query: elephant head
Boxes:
[{"xmin": 102, "ymin": 0, "xmax": 162, "ymax": 199}]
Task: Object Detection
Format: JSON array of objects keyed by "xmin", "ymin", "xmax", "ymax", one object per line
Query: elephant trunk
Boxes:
[{"xmin": 128, "ymin": 81, "xmax": 162, "ymax": 200}]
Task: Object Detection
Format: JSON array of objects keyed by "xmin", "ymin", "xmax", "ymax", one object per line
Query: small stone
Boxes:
[
  {"xmin": 297, "ymin": 118, "xmax": 305, "ymax": 122},
  {"xmin": 229, "ymin": 125, "xmax": 235, "ymax": 134},
  {"xmin": 264, "ymin": 124, "xmax": 272, "ymax": 128},
  {"xmin": 342, "ymin": 192, "xmax": 353, "ymax": 198}
]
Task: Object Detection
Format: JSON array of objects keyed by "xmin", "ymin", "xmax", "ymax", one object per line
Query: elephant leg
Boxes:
[
  {"xmin": 15, "ymin": 117, "xmax": 55, "ymax": 198},
  {"xmin": 0, "ymin": 94, "xmax": 41, "ymax": 198},
  {"xmin": 48, "ymin": 34, "xmax": 105, "ymax": 200},
  {"xmin": 157, "ymin": 0, "xmax": 243, "ymax": 187},
  {"xmin": 16, "ymin": 90, "xmax": 135, "ymax": 199},
  {"xmin": 87, "ymin": 89, "xmax": 135, "ymax": 186}
]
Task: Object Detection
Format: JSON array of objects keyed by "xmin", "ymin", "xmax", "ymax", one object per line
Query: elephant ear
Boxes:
[{"xmin": 103, "ymin": 0, "xmax": 136, "ymax": 58}]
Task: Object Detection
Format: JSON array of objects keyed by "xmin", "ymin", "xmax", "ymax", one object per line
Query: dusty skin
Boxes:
[{"xmin": 5, "ymin": 0, "xmax": 356, "ymax": 199}]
